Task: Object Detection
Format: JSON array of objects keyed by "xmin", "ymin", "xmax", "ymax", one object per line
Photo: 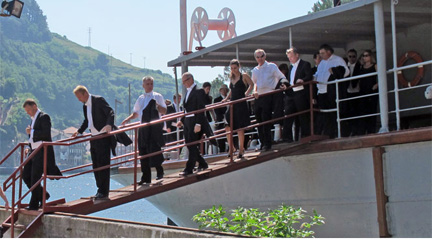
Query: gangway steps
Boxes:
[{"xmin": 41, "ymin": 150, "xmax": 265, "ymax": 215}]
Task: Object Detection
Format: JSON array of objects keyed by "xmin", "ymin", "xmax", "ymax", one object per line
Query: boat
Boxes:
[{"xmin": 111, "ymin": 0, "xmax": 431, "ymax": 237}]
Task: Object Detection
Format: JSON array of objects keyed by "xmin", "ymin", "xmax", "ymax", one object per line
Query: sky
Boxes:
[{"xmin": 36, "ymin": 0, "xmax": 319, "ymax": 83}]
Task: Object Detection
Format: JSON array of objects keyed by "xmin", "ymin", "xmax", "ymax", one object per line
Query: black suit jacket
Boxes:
[
  {"xmin": 78, "ymin": 95, "xmax": 115, "ymax": 134},
  {"xmin": 182, "ymin": 86, "xmax": 216, "ymax": 145},
  {"xmin": 30, "ymin": 111, "xmax": 62, "ymax": 176},
  {"xmin": 213, "ymin": 95, "xmax": 227, "ymax": 123},
  {"xmin": 285, "ymin": 59, "xmax": 313, "ymax": 96},
  {"xmin": 165, "ymin": 103, "xmax": 177, "ymax": 132}
]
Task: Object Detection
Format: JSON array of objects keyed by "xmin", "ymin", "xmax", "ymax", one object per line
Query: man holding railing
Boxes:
[
  {"xmin": 176, "ymin": 72, "xmax": 213, "ymax": 176},
  {"xmin": 252, "ymin": 49, "xmax": 288, "ymax": 151},
  {"xmin": 72, "ymin": 86, "xmax": 114, "ymax": 200},
  {"xmin": 281, "ymin": 47, "xmax": 313, "ymax": 141},
  {"xmin": 121, "ymin": 76, "xmax": 167, "ymax": 185},
  {"xmin": 23, "ymin": 99, "xmax": 62, "ymax": 210},
  {"xmin": 314, "ymin": 44, "xmax": 349, "ymax": 138}
]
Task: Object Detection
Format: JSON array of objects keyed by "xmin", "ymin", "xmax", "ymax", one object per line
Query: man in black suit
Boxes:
[
  {"xmin": 72, "ymin": 85, "xmax": 114, "ymax": 200},
  {"xmin": 176, "ymin": 72, "xmax": 213, "ymax": 176},
  {"xmin": 23, "ymin": 99, "xmax": 62, "ymax": 210},
  {"xmin": 213, "ymin": 84, "xmax": 229, "ymax": 153},
  {"xmin": 281, "ymin": 47, "xmax": 313, "ymax": 141}
]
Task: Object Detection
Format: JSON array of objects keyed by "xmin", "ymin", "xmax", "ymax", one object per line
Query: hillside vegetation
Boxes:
[{"xmin": 0, "ymin": 0, "xmax": 177, "ymax": 158}]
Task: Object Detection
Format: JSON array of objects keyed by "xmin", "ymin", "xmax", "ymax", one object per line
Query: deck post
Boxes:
[
  {"xmin": 374, "ymin": 0, "xmax": 389, "ymax": 133},
  {"xmin": 372, "ymin": 147, "xmax": 391, "ymax": 237}
]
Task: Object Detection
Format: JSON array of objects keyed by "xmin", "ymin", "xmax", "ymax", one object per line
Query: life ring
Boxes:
[{"xmin": 397, "ymin": 51, "xmax": 424, "ymax": 87}]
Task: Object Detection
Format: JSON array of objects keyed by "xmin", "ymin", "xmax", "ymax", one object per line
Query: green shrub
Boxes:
[{"xmin": 192, "ymin": 204, "xmax": 325, "ymax": 237}]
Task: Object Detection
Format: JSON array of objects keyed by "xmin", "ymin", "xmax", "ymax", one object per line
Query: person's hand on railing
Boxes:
[
  {"xmin": 176, "ymin": 121, "xmax": 183, "ymax": 128},
  {"xmin": 121, "ymin": 118, "xmax": 130, "ymax": 126},
  {"xmin": 194, "ymin": 124, "xmax": 201, "ymax": 133},
  {"xmin": 296, "ymin": 79, "xmax": 304, "ymax": 84},
  {"xmin": 221, "ymin": 97, "xmax": 229, "ymax": 103},
  {"xmin": 24, "ymin": 148, "xmax": 29, "ymax": 156},
  {"xmin": 372, "ymin": 83, "xmax": 378, "ymax": 91},
  {"xmin": 71, "ymin": 131, "xmax": 79, "ymax": 138},
  {"xmin": 102, "ymin": 125, "xmax": 112, "ymax": 133},
  {"xmin": 280, "ymin": 83, "xmax": 287, "ymax": 91},
  {"xmin": 253, "ymin": 91, "xmax": 259, "ymax": 99}
]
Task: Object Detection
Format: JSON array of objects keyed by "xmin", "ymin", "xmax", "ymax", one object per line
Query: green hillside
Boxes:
[{"xmin": 0, "ymin": 0, "xmax": 177, "ymax": 159}]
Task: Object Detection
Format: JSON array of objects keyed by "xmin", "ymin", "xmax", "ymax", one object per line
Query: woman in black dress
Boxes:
[
  {"xmin": 357, "ymin": 50, "xmax": 378, "ymax": 135},
  {"xmin": 223, "ymin": 59, "xmax": 254, "ymax": 158}
]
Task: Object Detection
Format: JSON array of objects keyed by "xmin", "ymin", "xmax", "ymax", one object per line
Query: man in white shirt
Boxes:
[
  {"xmin": 314, "ymin": 44, "xmax": 349, "ymax": 138},
  {"xmin": 252, "ymin": 49, "xmax": 288, "ymax": 151},
  {"xmin": 122, "ymin": 76, "xmax": 167, "ymax": 184}
]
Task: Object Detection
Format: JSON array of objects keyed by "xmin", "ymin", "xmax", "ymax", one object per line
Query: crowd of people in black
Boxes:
[{"xmin": 16, "ymin": 44, "xmax": 379, "ymax": 208}]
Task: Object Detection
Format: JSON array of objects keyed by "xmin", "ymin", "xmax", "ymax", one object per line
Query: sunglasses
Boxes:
[
  {"xmin": 255, "ymin": 54, "xmax": 265, "ymax": 59},
  {"xmin": 362, "ymin": 54, "xmax": 370, "ymax": 57},
  {"xmin": 348, "ymin": 55, "xmax": 356, "ymax": 58}
]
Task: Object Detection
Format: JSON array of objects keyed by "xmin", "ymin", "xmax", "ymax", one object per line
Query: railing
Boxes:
[
  {"xmin": 0, "ymin": 82, "xmax": 320, "ymax": 237},
  {"xmin": 322, "ymin": 59, "xmax": 432, "ymax": 138}
]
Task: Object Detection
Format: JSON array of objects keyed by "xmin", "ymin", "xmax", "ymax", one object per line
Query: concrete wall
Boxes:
[
  {"xmin": 384, "ymin": 141, "xmax": 432, "ymax": 237},
  {"xmin": 0, "ymin": 210, "xmax": 236, "ymax": 238}
]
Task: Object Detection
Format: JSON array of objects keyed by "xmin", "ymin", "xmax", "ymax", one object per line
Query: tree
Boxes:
[{"xmin": 309, "ymin": 0, "xmax": 358, "ymax": 13}]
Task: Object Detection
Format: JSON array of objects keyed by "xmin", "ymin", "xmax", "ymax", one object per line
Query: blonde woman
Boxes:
[{"xmin": 223, "ymin": 59, "xmax": 254, "ymax": 158}]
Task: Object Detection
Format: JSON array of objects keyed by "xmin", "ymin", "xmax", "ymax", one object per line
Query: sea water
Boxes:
[{"xmin": 0, "ymin": 174, "xmax": 167, "ymax": 224}]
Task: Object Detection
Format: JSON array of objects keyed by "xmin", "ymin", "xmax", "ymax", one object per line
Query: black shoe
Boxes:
[
  {"xmin": 263, "ymin": 146, "xmax": 272, "ymax": 152},
  {"xmin": 137, "ymin": 180, "xmax": 150, "ymax": 185},
  {"xmin": 179, "ymin": 171, "xmax": 192, "ymax": 176},
  {"xmin": 197, "ymin": 166, "xmax": 208, "ymax": 172},
  {"xmin": 94, "ymin": 193, "xmax": 109, "ymax": 200},
  {"xmin": 156, "ymin": 175, "xmax": 164, "ymax": 180}
]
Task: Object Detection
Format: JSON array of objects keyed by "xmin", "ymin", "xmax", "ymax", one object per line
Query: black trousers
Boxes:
[
  {"xmin": 254, "ymin": 95, "xmax": 274, "ymax": 148},
  {"xmin": 316, "ymin": 93, "xmax": 337, "ymax": 138},
  {"xmin": 22, "ymin": 149, "xmax": 46, "ymax": 208},
  {"xmin": 139, "ymin": 146, "xmax": 164, "ymax": 183},
  {"xmin": 283, "ymin": 92, "xmax": 311, "ymax": 140},
  {"xmin": 90, "ymin": 137, "xmax": 111, "ymax": 195},
  {"xmin": 183, "ymin": 118, "xmax": 208, "ymax": 173},
  {"xmin": 140, "ymin": 159, "xmax": 164, "ymax": 183}
]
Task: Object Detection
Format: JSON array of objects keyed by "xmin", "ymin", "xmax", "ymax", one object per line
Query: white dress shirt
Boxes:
[
  {"xmin": 347, "ymin": 62, "xmax": 360, "ymax": 93},
  {"xmin": 314, "ymin": 54, "xmax": 349, "ymax": 94},
  {"xmin": 290, "ymin": 59, "xmax": 304, "ymax": 92},
  {"xmin": 252, "ymin": 61, "xmax": 286, "ymax": 94},
  {"xmin": 133, "ymin": 91, "xmax": 166, "ymax": 123},
  {"xmin": 29, "ymin": 109, "xmax": 42, "ymax": 149},
  {"xmin": 85, "ymin": 94, "xmax": 103, "ymax": 135}
]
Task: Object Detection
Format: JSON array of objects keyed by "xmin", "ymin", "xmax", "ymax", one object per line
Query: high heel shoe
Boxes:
[
  {"xmin": 237, "ymin": 151, "xmax": 244, "ymax": 159},
  {"xmin": 227, "ymin": 149, "xmax": 237, "ymax": 157}
]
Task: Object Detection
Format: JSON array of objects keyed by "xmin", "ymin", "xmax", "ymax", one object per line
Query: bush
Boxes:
[{"xmin": 192, "ymin": 204, "xmax": 325, "ymax": 237}]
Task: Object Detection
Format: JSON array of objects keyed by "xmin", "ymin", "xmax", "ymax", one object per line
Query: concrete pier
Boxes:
[{"xmin": 0, "ymin": 209, "xmax": 237, "ymax": 238}]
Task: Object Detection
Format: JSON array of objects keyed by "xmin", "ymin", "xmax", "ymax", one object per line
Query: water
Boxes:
[{"xmin": 0, "ymin": 173, "xmax": 167, "ymax": 224}]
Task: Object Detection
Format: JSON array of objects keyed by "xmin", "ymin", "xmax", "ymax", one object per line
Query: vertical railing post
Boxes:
[
  {"xmin": 19, "ymin": 145, "xmax": 24, "ymax": 203},
  {"xmin": 335, "ymin": 81, "xmax": 341, "ymax": 138},
  {"xmin": 11, "ymin": 175, "xmax": 15, "ymax": 238},
  {"xmin": 390, "ymin": 0, "xmax": 401, "ymax": 130},
  {"xmin": 42, "ymin": 144, "xmax": 48, "ymax": 211},
  {"xmin": 229, "ymin": 101, "xmax": 234, "ymax": 163},
  {"xmin": 133, "ymin": 128, "xmax": 138, "ymax": 192},
  {"xmin": 309, "ymin": 82, "xmax": 315, "ymax": 137}
]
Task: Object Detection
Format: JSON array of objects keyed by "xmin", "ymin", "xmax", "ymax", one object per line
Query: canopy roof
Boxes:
[{"xmin": 168, "ymin": 0, "xmax": 431, "ymax": 68}]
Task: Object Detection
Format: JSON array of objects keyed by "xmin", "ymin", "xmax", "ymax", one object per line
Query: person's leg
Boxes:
[
  {"xmin": 140, "ymin": 158, "xmax": 151, "ymax": 183},
  {"xmin": 238, "ymin": 130, "xmax": 245, "ymax": 156}
]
